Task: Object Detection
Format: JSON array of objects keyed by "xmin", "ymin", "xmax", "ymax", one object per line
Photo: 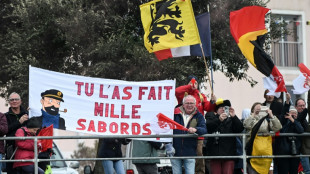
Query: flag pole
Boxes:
[
  {"xmin": 199, "ymin": 5, "xmax": 214, "ymax": 95},
  {"xmin": 200, "ymin": 44, "xmax": 213, "ymax": 95},
  {"xmin": 207, "ymin": 4, "xmax": 214, "ymax": 94}
]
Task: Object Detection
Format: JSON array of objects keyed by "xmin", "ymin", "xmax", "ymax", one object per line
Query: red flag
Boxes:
[
  {"xmin": 291, "ymin": 63, "xmax": 310, "ymax": 94},
  {"xmin": 299, "ymin": 63, "xmax": 310, "ymax": 76},
  {"xmin": 230, "ymin": 6, "xmax": 287, "ymax": 96},
  {"xmin": 157, "ymin": 113, "xmax": 188, "ymax": 131},
  {"xmin": 38, "ymin": 125, "xmax": 53, "ymax": 152},
  {"xmin": 271, "ymin": 66, "xmax": 287, "ymax": 93}
]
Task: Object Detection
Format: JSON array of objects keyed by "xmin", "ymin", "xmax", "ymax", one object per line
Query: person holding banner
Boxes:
[
  {"xmin": 5, "ymin": 92, "xmax": 29, "ymax": 174},
  {"xmin": 98, "ymin": 138, "xmax": 131, "ymax": 174},
  {"xmin": 172, "ymin": 95, "xmax": 207, "ymax": 174},
  {"xmin": 175, "ymin": 75, "xmax": 216, "ymax": 174}
]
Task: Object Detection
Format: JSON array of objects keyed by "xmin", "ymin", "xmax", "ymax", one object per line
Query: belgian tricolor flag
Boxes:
[{"xmin": 230, "ymin": 6, "xmax": 287, "ymax": 94}]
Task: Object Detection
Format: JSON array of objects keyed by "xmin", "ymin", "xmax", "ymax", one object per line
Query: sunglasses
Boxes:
[{"xmin": 9, "ymin": 98, "xmax": 20, "ymax": 102}]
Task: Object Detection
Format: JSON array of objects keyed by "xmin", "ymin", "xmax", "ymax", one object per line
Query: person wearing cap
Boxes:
[
  {"xmin": 244, "ymin": 102, "xmax": 282, "ymax": 174},
  {"xmin": 5, "ymin": 92, "xmax": 29, "ymax": 174},
  {"xmin": 175, "ymin": 75, "xmax": 216, "ymax": 174},
  {"xmin": 205, "ymin": 98, "xmax": 243, "ymax": 174},
  {"xmin": 37, "ymin": 89, "xmax": 66, "ymax": 130},
  {"xmin": 13, "ymin": 117, "xmax": 44, "ymax": 174},
  {"xmin": 273, "ymin": 93, "xmax": 306, "ymax": 174}
]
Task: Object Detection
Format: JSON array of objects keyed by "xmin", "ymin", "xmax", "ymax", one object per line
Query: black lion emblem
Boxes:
[{"xmin": 147, "ymin": 0, "xmax": 185, "ymax": 49}]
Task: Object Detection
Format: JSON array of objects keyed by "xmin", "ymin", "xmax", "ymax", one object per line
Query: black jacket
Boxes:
[
  {"xmin": 98, "ymin": 139, "xmax": 130, "ymax": 158},
  {"xmin": 262, "ymin": 100, "xmax": 283, "ymax": 117},
  {"xmin": 274, "ymin": 103, "xmax": 305, "ymax": 155},
  {"xmin": 205, "ymin": 112, "xmax": 244, "ymax": 157},
  {"xmin": 5, "ymin": 107, "xmax": 28, "ymax": 146}
]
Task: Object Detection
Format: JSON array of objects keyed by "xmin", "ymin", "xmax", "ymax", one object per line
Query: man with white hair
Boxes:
[
  {"xmin": 171, "ymin": 95, "xmax": 207, "ymax": 174},
  {"xmin": 5, "ymin": 92, "xmax": 29, "ymax": 174}
]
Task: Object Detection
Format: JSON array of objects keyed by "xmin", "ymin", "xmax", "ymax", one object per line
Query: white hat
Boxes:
[{"xmin": 242, "ymin": 108, "xmax": 251, "ymax": 120}]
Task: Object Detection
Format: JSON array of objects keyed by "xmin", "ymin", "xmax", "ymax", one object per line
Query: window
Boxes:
[{"xmin": 271, "ymin": 14, "xmax": 303, "ymax": 67}]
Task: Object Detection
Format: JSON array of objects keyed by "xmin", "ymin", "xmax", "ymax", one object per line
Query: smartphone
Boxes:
[
  {"xmin": 224, "ymin": 106, "xmax": 230, "ymax": 116},
  {"xmin": 259, "ymin": 106, "xmax": 268, "ymax": 116}
]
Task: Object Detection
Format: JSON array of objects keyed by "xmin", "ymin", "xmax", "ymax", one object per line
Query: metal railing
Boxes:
[{"xmin": 2, "ymin": 132, "xmax": 310, "ymax": 174}]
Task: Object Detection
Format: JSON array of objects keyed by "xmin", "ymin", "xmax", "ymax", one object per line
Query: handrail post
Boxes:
[
  {"xmin": 242, "ymin": 133, "xmax": 247, "ymax": 174},
  {"xmin": 34, "ymin": 137, "xmax": 38, "ymax": 174}
]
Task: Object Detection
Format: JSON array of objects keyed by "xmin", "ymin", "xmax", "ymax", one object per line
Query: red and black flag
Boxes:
[{"xmin": 230, "ymin": 6, "xmax": 287, "ymax": 96}]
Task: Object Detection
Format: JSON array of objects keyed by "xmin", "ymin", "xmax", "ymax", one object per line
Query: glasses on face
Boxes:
[
  {"xmin": 297, "ymin": 105, "xmax": 306, "ymax": 108},
  {"xmin": 9, "ymin": 98, "xmax": 20, "ymax": 102},
  {"xmin": 184, "ymin": 102, "xmax": 195, "ymax": 105}
]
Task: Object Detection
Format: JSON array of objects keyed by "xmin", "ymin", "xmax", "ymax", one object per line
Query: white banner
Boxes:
[{"xmin": 29, "ymin": 66, "xmax": 175, "ymax": 141}]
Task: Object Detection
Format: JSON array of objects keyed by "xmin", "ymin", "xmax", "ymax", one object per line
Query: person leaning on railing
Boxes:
[
  {"xmin": 243, "ymin": 102, "xmax": 282, "ymax": 174},
  {"xmin": 13, "ymin": 117, "xmax": 44, "ymax": 174},
  {"xmin": 5, "ymin": 92, "xmax": 29, "ymax": 174},
  {"xmin": 205, "ymin": 99, "xmax": 244, "ymax": 174},
  {"xmin": 299, "ymin": 84, "xmax": 310, "ymax": 174},
  {"xmin": 0, "ymin": 112, "xmax": 8, "ymax": 174},
  {"xmin": 274, "ymin": 92, "xmax": 306, "ymax": 174},
  {"xmin": 98, "ymin": 138, "xmax": 131, "ymax": 174}
]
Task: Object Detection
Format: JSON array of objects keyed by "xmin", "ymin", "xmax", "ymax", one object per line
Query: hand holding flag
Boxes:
[{"xmin": 157, "ymin": 113, "xmax": 188, "ymax": 131}]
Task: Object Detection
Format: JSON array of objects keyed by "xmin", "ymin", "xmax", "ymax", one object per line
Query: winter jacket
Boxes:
[
  {"xmin": 274, "ymin": 103, "xmax": 305, "ymax": 155},
  {"xmin": 173, "ymin": 107, "xmax": 207, "ymax": 157},
  {"xmin": 5, "ymin": 106, "xmax": 28, "ymax": 146},
  {"xmin": 13, "ymin": 127, "xmax": 40, "ymax": 168},
  {"xmin": 0, "ymin": 112, "xmax": 8, "ymax": 154},
  {"xmin": 98, "ymin": 138, "xmax": 130, "ymax": 158},
  {"xmin": 175, "ymin": 84, "xmax": 215, "ymax": 115},
  {"xmin": 244, "ymin": 113, "xmax": 282, "ymax": 135},
  {"xmin": 205, "ymin": 112, "xmax": 244, "ymax": 157},
  {"xmin": 132, "ymin": 140, "xmax": 163, "ymax": 164}
]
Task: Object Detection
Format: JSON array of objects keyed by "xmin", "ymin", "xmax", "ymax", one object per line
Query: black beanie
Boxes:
[
  {"xmin": 188, "ymin": 75, "xmax": 198, "ymax": 83},
  {"xmin": 26, "ymin": 117, "xmax": 42, "ymax": 129},
  {"xmin": 215, "ymin": 98, "xmax": 231, "ymax": 111}
]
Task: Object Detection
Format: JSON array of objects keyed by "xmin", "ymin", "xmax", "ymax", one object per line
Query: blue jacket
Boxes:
[{"xmin": 173, "ymin": 107, "xmax": 207, "ymax": 156}]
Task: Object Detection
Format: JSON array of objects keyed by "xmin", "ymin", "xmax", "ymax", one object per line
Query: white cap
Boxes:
[{"xmin": 242, "ymin": 108, "xmax": 251, "ymax": 120}]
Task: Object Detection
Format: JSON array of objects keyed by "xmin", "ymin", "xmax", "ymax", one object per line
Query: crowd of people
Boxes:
[
  {"xmin": 0, "ymin": 92, "xmax": 46, "ymax": 174},
  {"xmin": 168, "ymin": 76, "xmax": 310, "ymax": 174},
  {"xmin": 1, "ymin": 75, "xmax": 310, "ymax": 174}
]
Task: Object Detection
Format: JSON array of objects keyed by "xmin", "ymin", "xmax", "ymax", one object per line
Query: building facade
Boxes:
[{"xmin": 203, "ymin": 0, "xmax": 309, "ymax": 117}]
